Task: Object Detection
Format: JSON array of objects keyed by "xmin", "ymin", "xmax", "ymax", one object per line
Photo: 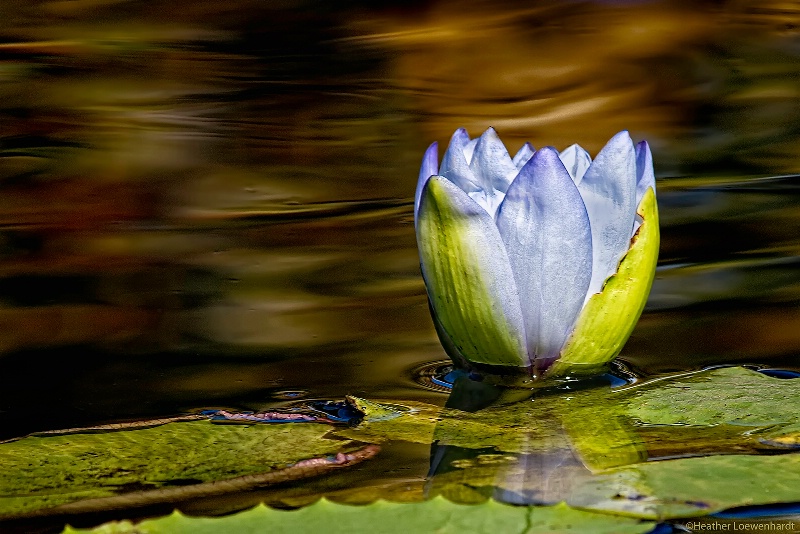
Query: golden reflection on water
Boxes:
[
  {"xmin": 345, "ymin": 0, "xmax": 705, "ymax": 152},
  {"xmin": 0, "ymin": 0, "xmax": 799, "ymax": 436},
  {"xmin": 344, "ymin": 0, "xmax": 800, "ymax": 169}
]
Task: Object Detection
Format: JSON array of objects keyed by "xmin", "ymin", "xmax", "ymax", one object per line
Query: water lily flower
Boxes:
[{"xmin": 415, "ymin": 128, "xmax": 659, "ymax": 378}]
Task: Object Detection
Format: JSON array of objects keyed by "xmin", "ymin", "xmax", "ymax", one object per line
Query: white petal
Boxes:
[
  {"xmin": 635, "ymin": 140, "xmax": 656, "ymax": 204},
  {"xmin": 495, "ymin": 148, "xmax": 593, "ymax": 367},
  {"xmin": 577, "ymin": 131, "xmax": 638, "ymax": 298},
  {"xmin": 469, "ymin": 127, "xmax": 519, "ymax": 194},
  {"xmin": 463, "ymin": 138, "xmax": 479, "ymax": 164},
  {"xmin": 512, "ymin": 142, "xmax": 535, "ymax": 169},
  {"xmin": 440, "ymin": 128, "xmax": 484, "ymax": 195},
  {"xmin": 414, "ymin": 142, "xmax": 438, "ymax": 227},
  {"xmin": 559, "ymin": 143, "xmax": 592, "ymax": 182}
]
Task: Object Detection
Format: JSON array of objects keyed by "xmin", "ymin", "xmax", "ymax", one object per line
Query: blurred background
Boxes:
[{"xmin": 1, "ymin": 0, "xmax": 800, "ymax": 439}]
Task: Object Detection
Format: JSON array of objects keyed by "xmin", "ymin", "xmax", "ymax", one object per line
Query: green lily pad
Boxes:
[
  {"xmin": 558, "ymin": 400, "xmax": 648, "ymax": 471},
  {"xmin": 570, "ymin": 452, "xmax": 800, "ymax": 519},
  {"xmin": 551, "ymin": 366, "xmax": 800, "ymax": 468},
  {"xmin": 338, "ymin": 367, "xmax": 800, "ymax": 462},
  {"xmin": 62, "ymin": 497, "xmax": 656, "ymax": 534},
  {"xmin": 335, "ymin": 396, "xmax": 569, "ymax": 454},
  {"xmin": 334, "ymin": 399, "xmax": 441, "ymax": 445},
  {"xmin": 427, "ymin": 447, "xmax": 800, "ymax": 519},
  {"xmin": 626, "ymin": 366, "xmax": 800, "ymax": 427},
  {"xmin": 419, "ymin": 367, "xmax": 800, "ymax": 519},
  {"xmin": 7, "ymin": 366, "xmax": 800, "ymax": 523},
  {"xmin": 0, "ymin": 420, "xmax": 365, "ymax": 517}
]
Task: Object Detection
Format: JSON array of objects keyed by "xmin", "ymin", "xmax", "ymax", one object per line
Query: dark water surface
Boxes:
[{"xmin": 1, "ymin": 0, "xmax": 800, "ymax": 529}]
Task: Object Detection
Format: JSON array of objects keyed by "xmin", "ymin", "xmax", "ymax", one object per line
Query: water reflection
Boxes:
[
  {"xmin": 424, "ymin": 367, "xmax": 800, "ymax": 517},
  {"xmin": 426, "ymin": 375, "xmax": 589, "ymax": 506}
]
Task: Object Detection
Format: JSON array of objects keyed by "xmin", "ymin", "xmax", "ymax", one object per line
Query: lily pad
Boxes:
[
  {"xmin": 338, "ymin": 367, "xmax": 800, "ymax": 463},
  {"xmin": 335, "ymin": 396, "xmax": 570, "ymax": 455},
  {"xmin": 62, "ymin": 497, "xmax": 656, "ymax": 534},
  {"xmin": 541, "ymin": 367, "xmax": 800, "ymax": 467},
  {"xmin": 7, "ymin": 366, "xmax": 800, "ymax": 523},
  {"xmin": 416, "ymin": 368, "xmax": 800, "ymax": 519},
  {"xmin": 426, "ymin": 448, "xmax": 800, "ymax": 519},
  {"xmin": 570, "ymin": 452, "xmax": 800, "ymax": 519},
  {"xmin": 0, "ymin": 420, "xmax": 369, "ymax": 517},
  {"xmin": 625, "ymin": 366, "xmax": 800, "ymax": 427}
]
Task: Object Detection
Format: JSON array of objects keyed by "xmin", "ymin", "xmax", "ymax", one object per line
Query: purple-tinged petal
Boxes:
[
  {"xmin": 450, "ymin": 127, "xmax": 471, "ymax": 149},
  {"xmin": 417, "ymin": 176, "xmax": 529, "ymax": 367},
  {"xmin": 635, "ymin": 140, "xmax": 656, "ymax": 205},
  {"xmin": 469, "ymin": 127, "xmax": 519, "ymax": 195},
  {"xmin": 512, "ymin": 142, "xmax": 535, "ymax": 169},
  {"xmin": 414, "ymin": 141, "xmax": 438, "ymax": 228},
  {"xmin": 559, "ymin": 143, "xmax": 592, "ymax": 182},
  {"xmin": 495, "ymin": 148, "xmax": 593, "ymax": 367},
  {"xmin": 577, "ymin": 131, "xmax": 637, "ymax": 298}
]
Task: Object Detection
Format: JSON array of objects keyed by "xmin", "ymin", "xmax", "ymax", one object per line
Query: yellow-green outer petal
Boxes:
[
  {"xmin": 418, "ymin": 177, "xmax": 528, "ymax": 367},
  {"xmin": 547, "ymin": 187, "xmax": 659, "ymax": 378}
]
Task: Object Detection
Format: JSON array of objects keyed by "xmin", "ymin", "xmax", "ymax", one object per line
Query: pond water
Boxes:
[{"xmin": 1, "ymin": 0, "xmax": 800, "ymax": 532}]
